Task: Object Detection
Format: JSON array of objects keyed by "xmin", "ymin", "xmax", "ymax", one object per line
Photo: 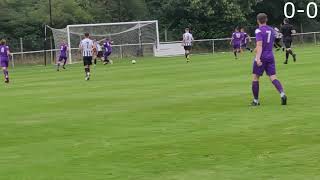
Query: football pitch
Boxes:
[{"xmin": 1, "ymin": 47, "xmax": 320, "ymax": 179}]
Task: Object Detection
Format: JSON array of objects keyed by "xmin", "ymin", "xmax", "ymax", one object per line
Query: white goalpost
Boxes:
[{"xmin": 48, "ymin": 20, "xmax": 160, "ymax": 64}]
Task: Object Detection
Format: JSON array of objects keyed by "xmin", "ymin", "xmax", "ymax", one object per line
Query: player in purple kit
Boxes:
[
  {"xmin": 57, "ymin": 42, "xmax": 68, "ymax": 71},
  {"xmin": 0, "ymin": 39, "xmax": 11, "ymax": 83},
  {"xmin": 103, "ymin": 39, "xmax": 112, "ymax": 65},
  {"xmin": 251, "ymin": 13, "xmax": 287, "ymax": 106},
  {"xmin": 230, "ymin": 27, "xmax": 243, "ymax": 59},
  {"xmin": 240, "ymin": 27, "xmax": 253, "ymax": 53}
]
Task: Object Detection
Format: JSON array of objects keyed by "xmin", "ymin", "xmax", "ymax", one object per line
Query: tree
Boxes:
[{"xmin": 159, "ymin": 0, "xmax": 247, "ymax": 39}]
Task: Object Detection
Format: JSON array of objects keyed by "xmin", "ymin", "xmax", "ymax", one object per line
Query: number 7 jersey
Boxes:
[
  {"xmin": 80, "ymin": 38, "xmax": 94, "ymax": 57},
  {"xmin": 255, "ymin": 25, "xmax": 275, "ymax": 62}
]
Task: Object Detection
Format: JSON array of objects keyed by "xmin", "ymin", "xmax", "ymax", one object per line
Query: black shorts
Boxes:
[
  {"xmin": 97, "ymin": 51, "xmax": 103, "ymax": 58},
  {"xmin": 184, "ymin": 46, "xmax": 192, "ymax": 51},
  {"xmin": 275, "ymin": 38, "xmax": 282, "ymax": 44},
  {"xmin": 283, "ymin": 38, "xmax": 292, "ymax": 49},
  {"xmin": 83, "ymin": 56, "xmax": 93, "ymax": 66}
]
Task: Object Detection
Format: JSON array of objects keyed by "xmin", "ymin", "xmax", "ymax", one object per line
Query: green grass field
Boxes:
[{"xmin": 1, "ymin": 47, "xmax": 320, "ymax": 180}]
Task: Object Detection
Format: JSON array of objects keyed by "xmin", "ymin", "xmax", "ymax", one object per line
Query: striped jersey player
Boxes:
[
  {"xmin": 94, "ymin": 40, "xmax": 103, "ymax": 65},
  {"xmin": 274, "ymin": 27, "xmax": 283, "ymax": 51},
  {"xmin": 182, "ymin": 28, "xmax": 194, "ymax": 63},
  {"xmin": 79, "ymin": 33, "xmax": 94, "ymax": 81}
]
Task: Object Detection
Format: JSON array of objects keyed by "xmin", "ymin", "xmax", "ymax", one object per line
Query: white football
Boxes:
[{"xmin": 131, "ymin": 60, "xmax": 136, "ymax": 64}]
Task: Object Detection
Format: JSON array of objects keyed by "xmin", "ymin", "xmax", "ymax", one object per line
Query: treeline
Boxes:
[{"xmin": 0, "ymin": 0, "xmax": 319, "ymax": 51}]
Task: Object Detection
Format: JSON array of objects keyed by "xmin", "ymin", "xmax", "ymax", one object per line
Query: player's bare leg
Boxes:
[
  {"xmin": 2, "ymin": 67, "xmax": 9, "ymax": 83},
  {"xmin": 93, "ymin": 53, "xmax": 96, "ymax": 66},
  {"xmin": 238, "ymin": 49, "xmax": 242, "ymax": 58},
  {"xmin": 101, "ymin": 57, "xmax": 105, "ymax": 64},
  {"xmin": 233, "ymin": 50, "xmax": 238, "ymax": 60},
  {"xmin": 185, "ymin": 50, "xmax": 190, "ymax": 63},
  {"xmin": 103, "ymin": 57, "xmax": 109, "ymax": 65},
  {"xmin": 63, "ymin": 58, "xmax": 67, "ymax": 69},
  {"xmin": 246, "ymin": 47, "xmax": 253, "ymax": 53},
  {"xmin": 270, "ymin": 75, "xmax": 287, "ymax": 105},
  {"xmin": 85, "ymin": 65, "xmax": 91, "ymax": 81},
  {"xmin": 251, "ymin": 74, "xmax": 260, "ymax": 106},
  {"xmin": 274, "ymin": 42, "xmax": 282, "ymax": 51},
  {"xmin": 94, "ymin": 58, "xmax": 97, "ymax": 66},
  {"xmin": 284, "ymin": 48, "xmax": 297, "ymax": 64},
  {"xmin": 57, "ymin": 60, "xmax": 61, "ymax": 71}
]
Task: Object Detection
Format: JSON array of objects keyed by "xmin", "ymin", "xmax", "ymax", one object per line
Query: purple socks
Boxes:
[
  {"xmin": 3, "ymin": 69, "xmax": 8, "ymax": 78},
  {"xmin": 252, "ymin": 81, "xmax": 259, "ymax": 100},
  {"xmin": 272, "ymin": 79, "xmax": 284, "ymax": 94},
  {"xmin": 252, "ymin": 79, "xmax": 285, "ymax": 101}
]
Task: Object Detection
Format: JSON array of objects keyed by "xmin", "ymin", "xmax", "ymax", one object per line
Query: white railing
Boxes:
[{"xmin": 10, "ymin": 31, "xmax": 320, "ymax": 67}]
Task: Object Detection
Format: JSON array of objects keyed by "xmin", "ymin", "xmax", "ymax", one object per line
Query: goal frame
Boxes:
[{"xmin": 66, "ymin": 20, "xmax": 160, "ymax": 64}]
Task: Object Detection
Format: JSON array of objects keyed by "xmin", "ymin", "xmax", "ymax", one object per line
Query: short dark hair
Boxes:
[
  {"xmin": 84, "ymin": 32, "xmax": 90, "ymax": 37},
  {"xmin": 0, "ymin": 39, "xmax": 6, "ymax": 45},
  {"xmin": 257, "ymin": 13, "xmax": 268, "ymax": 24}
]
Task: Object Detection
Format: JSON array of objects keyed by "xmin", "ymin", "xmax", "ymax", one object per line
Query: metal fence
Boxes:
[{"xmin": 10, "ymin": 31, "xmax": 320, "ymax": 67}]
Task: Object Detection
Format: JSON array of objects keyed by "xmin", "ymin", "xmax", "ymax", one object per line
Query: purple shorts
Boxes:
[
  {"xmin": 233, "ymin": 43, "xmax": 241, "ymax": 50},
  {"xmin": 0, "ymin": 57, "xmax": 9, "ymax": 68},
  {"xmin": 104, "ymin": 52, "xmax": 111, "ymax": 58},
  {"xmin": 252, "ymin": 59, "xmax": 276, "ymax": 76},
  {"xmin": 59, "ymin": 56, "xmax": 67, "ymax": 61}
]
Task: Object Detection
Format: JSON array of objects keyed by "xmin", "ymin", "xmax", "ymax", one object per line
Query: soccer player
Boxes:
[
  {"xmin": 230, "ymin": 27, "xmax": 243, "ymax": 59},
  {"xmin": 79, "ymin": 33, "xmax": 94, "ymax": 81},
  {"xmin": 251, "ymin": 13, "xmax": 287, "ymax": 106},
  {"xmin": 240, "ymin": 27, "xmax": 253, "ymax": 52},
  {"xmin": 281, "ymin": 18, "xmax": 297, "ymax": 64},
  {"xmin": 274, "ymin": 26, "xmax": 283, "ymax": 51},
  {"xmin": 182, "ymin": 28, "xmax": 194, "ymax": 63},
  {"xmin": 94, "ymin": 40, "xmax": 103, "ymax": 66},
  {"xmin": 0, "ymin": 39, "xmax": 10, "ymax": 83},
  {"xmin": 57, "ymin": 42, "xmax": 68, "ymax": 71},
  {"xmin": 103, "ymin": 39, "xmax": 112, "ymax": 65}
]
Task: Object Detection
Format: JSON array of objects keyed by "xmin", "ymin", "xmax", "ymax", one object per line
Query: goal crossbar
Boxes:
[{"xmin": 66, "ymin": 20, "xmax": 158, "ymax": 28}]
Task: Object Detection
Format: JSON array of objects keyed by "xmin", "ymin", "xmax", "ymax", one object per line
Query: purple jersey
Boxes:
[
  {"xmin": 232, "ymin": 32, "xmax": 243, "ymax": 45},
  {"xmin": 241, "ymin": 32, "xmax": 249, "ymax": 44},
  {"xmin": 0, "ymin": 45, "xmax": 9, "ymax": 68},
  {"xmin": 104, "ymin": 41, "xmax": 112, "ymax": 53},
  {"xmin": 255, "ymin": 25, "xmax": 275, "ymax": 61},
  {"xmin": 0, "ymin": 45, "xmax": 9, "ymax": 61},
  {"xmin": 59, "ymin": 44, "xmax": 68, "ymax": 57}
]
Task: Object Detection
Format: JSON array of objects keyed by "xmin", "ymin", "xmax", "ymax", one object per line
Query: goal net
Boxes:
[{"xmin": 48, "ymin": 20, "xmax": 159, "ymax": 64}]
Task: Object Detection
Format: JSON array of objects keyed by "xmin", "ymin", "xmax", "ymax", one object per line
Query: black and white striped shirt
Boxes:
[
  {"xmin": 183, "ymin": 32, "xmax": 194, "ymax": 46},
  {"xmin": 274, "ymin": 27, "xmax": 283, "ymax": 39},
  {"xmin": 80, "ymin": 38, "xmax": 94, "ymax": 57}
]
